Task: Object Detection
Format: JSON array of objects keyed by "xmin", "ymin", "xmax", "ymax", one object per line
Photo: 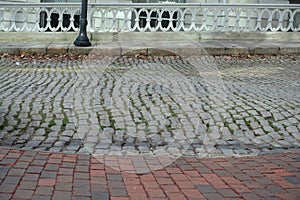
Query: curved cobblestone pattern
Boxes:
[{"xmin": 0, "ymin": 55, "xmax": 300, "ymax": 159}]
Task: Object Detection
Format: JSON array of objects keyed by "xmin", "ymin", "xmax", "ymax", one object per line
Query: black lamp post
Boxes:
[{"xmin": 74, "ymin": 0, "xmax": 91, "ymax": 47}]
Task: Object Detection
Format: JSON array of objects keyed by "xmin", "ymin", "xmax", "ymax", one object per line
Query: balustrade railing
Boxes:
[{"xmin": 0, "ymin": 3, "xmax": 299, "ymax": 32}]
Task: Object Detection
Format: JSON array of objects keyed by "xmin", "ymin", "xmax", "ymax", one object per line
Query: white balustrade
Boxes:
[
  {"xmin": 0, "ymin": 3, "xmax": 81, "ymax": 32},
  {"xmin": 0, "ymin": 2, "xmax": 299, "ymax": 32}
]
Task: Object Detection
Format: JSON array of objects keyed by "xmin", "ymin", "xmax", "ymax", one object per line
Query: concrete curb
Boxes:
[
  {"xmin": 1, "ymin": 32, "xmax": 300, "ymax": 43},
  {"xmin": 1, "ymin": 40, "xmax": 300, "ymax": 56}
]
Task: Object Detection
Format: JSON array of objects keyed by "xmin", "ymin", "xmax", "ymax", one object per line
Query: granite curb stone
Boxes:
[{"xmin": 1, "ymin": 40, "xmax": 300, "ymax": 56}]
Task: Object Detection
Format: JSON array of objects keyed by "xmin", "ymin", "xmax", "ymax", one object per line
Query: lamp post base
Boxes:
[
  {"xmin": 74, "ymin": 0, "xmax": 91, "ymax": 47},
  {"xmin": 74, "ymin": 34, "xmax": 91, "ymax": 47}
]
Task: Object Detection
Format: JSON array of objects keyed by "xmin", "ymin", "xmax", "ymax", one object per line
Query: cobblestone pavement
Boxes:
[
  {"xmin": 0, "ymin": 55, "xmax": 300, "ymax": 160},
  {"xmin": 0, "ymin": 147, "xmax": 299, "ymax": 200}
]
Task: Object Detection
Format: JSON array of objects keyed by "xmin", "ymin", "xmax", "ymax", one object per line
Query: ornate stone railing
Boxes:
[
  {"xmin": 0, "ymin": 3, "xmax": 81, "ymax": 32},
  {"xmin": 0, "ymin": 3, "xmax": 299, "ymax": 32}
]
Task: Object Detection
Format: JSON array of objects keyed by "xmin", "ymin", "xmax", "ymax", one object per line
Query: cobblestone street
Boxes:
[
  {"xmin": 1, "ymin": 0, "xmax": 300, "ymax": 197},
  {"xmin": 0, "ymin": 55, "xmax": 299, "ymax": 160},
  {"xmin": 0, "ymin": 54, "xmax": 300, "ymax": 199}
]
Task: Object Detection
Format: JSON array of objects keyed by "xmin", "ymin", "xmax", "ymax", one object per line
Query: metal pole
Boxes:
[{"xmin": 74, "ymin": 0, "xmax": 91, "ymax": 47}]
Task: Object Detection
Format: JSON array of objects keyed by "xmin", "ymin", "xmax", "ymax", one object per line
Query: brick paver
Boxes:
[
  {"xmin": 0, "ymin": 53, "xmax": 300, "ymax": 199},
  {"xmin": 0, "ymin": 147, "xmax": 299, "ymax": 199}
]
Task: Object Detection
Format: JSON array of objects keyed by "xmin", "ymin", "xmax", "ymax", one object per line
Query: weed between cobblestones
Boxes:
[{"xmin": 0, "ymin": 54, "xmax": 300, "ymax": 160}]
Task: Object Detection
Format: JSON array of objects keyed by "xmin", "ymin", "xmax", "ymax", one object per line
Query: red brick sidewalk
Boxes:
[{"xmin": 0, "ymin": 147, "xmax": 299, "ymax": 200}]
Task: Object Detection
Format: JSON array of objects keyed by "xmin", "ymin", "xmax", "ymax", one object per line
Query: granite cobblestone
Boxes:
[{"xmin": 0, "ymin": 55, "xmax": 299, "ymax": 159}]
